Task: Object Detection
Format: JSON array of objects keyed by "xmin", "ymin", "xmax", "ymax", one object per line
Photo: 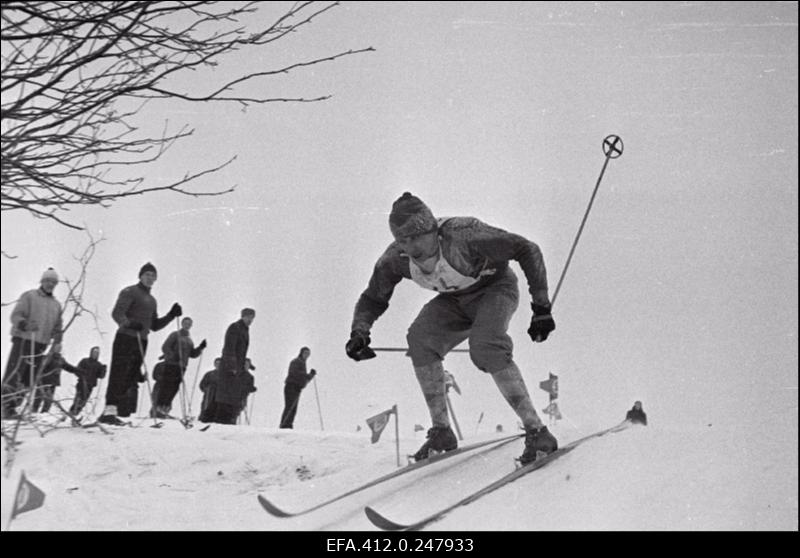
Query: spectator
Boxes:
[
  {"xmin": 98, "ymin": 262, "xmax": 181, "ymax": 426},
  {"xmin": 626, "ymin": 401, "xmax": 648, "ymax": 425},
  {"xmin": 2, "ymin": 268, "xmax": 63, "ymax": 419},
  {"xmin": 69, "ymin": 346, "xmax": 106, "ymax": 416},
  {"xmin": 152, "ymin": 316, "xmax": 206, "ymax": 418},
  {"xmin": 215, "ymin": 308, "xmax": 255, "ymax": 424},
  {"xmin": 198, "ymin": 357, "xmax": 222, "ymax": 423},
  {"xmin": 279, "ymin": 347, "xmax": 316, "ymax": 429}
]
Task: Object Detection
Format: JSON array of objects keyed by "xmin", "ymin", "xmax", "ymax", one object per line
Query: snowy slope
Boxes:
[{"xmin": 1, "ymin": 416, "xmax": 796, "ymax": 531}]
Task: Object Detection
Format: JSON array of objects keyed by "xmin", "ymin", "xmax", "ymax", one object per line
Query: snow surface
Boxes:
[{"xmin": 1, "ymin": 416, "xmax": 796, "ymax": 531}]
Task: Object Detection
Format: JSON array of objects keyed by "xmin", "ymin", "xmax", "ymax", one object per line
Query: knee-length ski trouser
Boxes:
[{"xmin": 406, "ymin": 268, "xmax": 520, "ymax": 373}]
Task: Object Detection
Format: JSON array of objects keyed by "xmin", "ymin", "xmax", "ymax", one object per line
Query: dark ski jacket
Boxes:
[
  {"xmin": 351, "ymin": 217, "xmax": 550, "ymax": 333},
  {"xmin": 75, "ymin": 355, "xmax": 107, "ymax": 388},
  {"xmin": 199, "ymin": 369, "xmax": 219, "ymax": 421},
  {"xmin": 111, "ymin": 282, "xmax": 172, "ymax": 340},
  {"xmin": 285, "ymin": 357, "xmax": 314, "ymax": 389},
  {"xmin": 221, "ymin": 319, "xmax": 250, "ymax": 375}
]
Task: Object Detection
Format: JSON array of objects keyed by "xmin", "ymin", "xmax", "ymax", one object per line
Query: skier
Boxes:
[
  {"xmin": 98, "ymin": 262, "xmax": 182, "ymax": 425},
  {"xmin": 2, "ymin": 268, "xmax": 63, "ymax": 419},
  {"xmin": 215, "ymin": 308, "xmax": 255, "ymax": 424},
  {"xmin": 626, "ymin": 400, "xmax": 647, "ymax": 425},
  {"xmin": 346, "ymin": 192, "xmax": 557, "ymax": 464},
  {"xmin": 279, "ymin": 347, "xmax": 316, "ymax": 429},
  {"xmin": 152, "ymin": 316, "xmax": 206, "ymax": 418},
  {"xmin": 69, "ymin": 346, "xmax": 107, "ymax": 416}
]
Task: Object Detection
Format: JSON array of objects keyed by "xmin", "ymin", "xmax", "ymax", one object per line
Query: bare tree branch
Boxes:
[{"xmin": 2, "ymin": 1, "xmax": 374, "ymax": 229}]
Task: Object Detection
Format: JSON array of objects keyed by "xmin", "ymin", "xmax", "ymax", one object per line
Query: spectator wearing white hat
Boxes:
[{"xmin": 2, "ymin": 268, "xmax": 63, "ymax": 419}]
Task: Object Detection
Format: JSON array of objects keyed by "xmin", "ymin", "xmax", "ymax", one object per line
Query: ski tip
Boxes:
[
  {"xmin": 364, "ymin": 506, "xmax": 409, "ymax": 531},
  {"xmin": 257, "ymin": 494, "xmax": 295, "ymax": 518}
]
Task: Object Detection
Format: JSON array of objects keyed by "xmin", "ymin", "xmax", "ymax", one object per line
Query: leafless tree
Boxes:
[{"xmin": 1, "ymin": 1, "xmax": 374, "ymax": 230}]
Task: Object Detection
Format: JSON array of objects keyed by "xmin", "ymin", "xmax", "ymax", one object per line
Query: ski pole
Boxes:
[
  {"xmin": 551, "ymin": 134, "xmax": 623, "ymax": 307},
  {"xmin": 372, "ymin": 347, "xmax": 469, "ymax": 353},
  {"xmin": 247, "ymin": 394, "xmax": 255, "ymax": 425},
  {"xmin": 136, "ymin": 333, "xmax": 162, "ymax": 428},
  {"xmin": 188, "ymin": 352, "xmax": 204, "ymax": 415},
  {"xmin": 312, "ymin": 376, "xmax": 324, "ymax": 431},
  {"xmin": 444, "ymin": 392, "xmax": 463, "ymax": 441}
]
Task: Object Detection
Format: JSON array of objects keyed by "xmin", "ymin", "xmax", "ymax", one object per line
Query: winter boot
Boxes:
[
  {"xmin": 98, "ymin": 414, "xmax": 129, "ymax": 426},
  {"xmin": 519, "ymin": 426, "xmax": 558, "ymax": 465},
  {"xmin": 413, "ymin": 425, "xmax": 458, "ymax": 461},
  {"xmin": 98, "ymin": 405, "xmax": 128, "ymax": 426}
]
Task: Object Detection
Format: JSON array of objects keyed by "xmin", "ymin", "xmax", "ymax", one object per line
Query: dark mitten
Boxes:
[
  {"xmin": 345, "ymin": 330, "xmax": 376, "ymax": 361},
  {"xmin": 528, "ymin": 304, "xmax": 555, "ymax": 342}
]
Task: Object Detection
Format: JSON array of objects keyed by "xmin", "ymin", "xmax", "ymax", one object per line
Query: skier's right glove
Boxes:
[
  {"xmin": 126, "ymin": 320, "xmax": 145, "ymax": 331},
  {"xmin": 346, "ymin": 330, "xmax": 376, "ymax": 361},
  {"xmin": 528, "ymin": 303, "xmax": 555, "ymax": 342}
]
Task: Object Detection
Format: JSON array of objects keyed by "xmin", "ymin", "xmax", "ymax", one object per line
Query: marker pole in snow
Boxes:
[
  {"xmin": 312, "ymin": 376, "xmax": 324, "ymax": 430},
  {"xmin": 551, "ymin": 134, "xmax": 624, "ymax": 307}
]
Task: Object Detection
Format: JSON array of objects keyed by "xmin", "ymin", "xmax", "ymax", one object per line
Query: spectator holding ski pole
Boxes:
[{"xmin": 98, "ymin": 262, "xmax": 181, "ymax": 426}]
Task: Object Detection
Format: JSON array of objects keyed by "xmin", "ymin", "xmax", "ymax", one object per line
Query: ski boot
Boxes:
[
  {"xmin": 413, "ymin": 425, "xmax": 457, "ymax": 461},
  {"xmin": 98, "ymin": 414, "xmax": 129, "ymax": 426},
  {"xmin": 519, "ymin": 426, "xmax": 558, "ymax": 465}
]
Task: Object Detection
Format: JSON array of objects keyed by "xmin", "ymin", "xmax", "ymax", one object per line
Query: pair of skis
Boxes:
[
  {"xmin": 257, "ymin": 420, "xmax": 632, "ymax": 530},
  {"xmin": 257, "ymin": 432, "xmax": 525, "ymax": 518}
]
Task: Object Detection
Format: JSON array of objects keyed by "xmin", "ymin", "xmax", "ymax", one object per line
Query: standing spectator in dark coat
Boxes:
[
  {"xmin": 99, "ymin": 263, "xmax": 182, "ymax": 426},
  {"xmin": 32, "ymin": 349, "xmax": 80, "ymax": 413},
  {"xmin": 215, "ymin": 308, "xmax": 255, "ymax": 424},
  {"xmin": 69, "ymin": 346, "xmax": 106, "ymax": 416},
  {"xmin": 626, "ymin": 400, "xmax": 648, "ymax": 425},
  {"xmin": 152, "ymin": 317, "xmax": 206, "ymax": 418},
  {"xmin": 279, "ymin": 347, "xmax": 317, "ymax": 429},
  {"xmin": 198, "ymin": 357, "xmax": 222, "ymax": 423},
  {"xmin": 2, "ymin": 268, "xmax": 63, "ymax": 419}
]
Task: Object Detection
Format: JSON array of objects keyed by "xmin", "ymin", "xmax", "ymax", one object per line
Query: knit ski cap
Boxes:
[
  {"xmin": 139, "ymin": 262, "xmax": 157, "ymax": 278},
  {"xmin": 241, "ymin": 308, "xmax": 256, "ymax": 318},
  {"xmin": 41, "ymin": 267, "xmax": 59, "ymax": 282},
  {"xmin": 389, "ymin": 192, "xmax": 437, "ymax": 239}
]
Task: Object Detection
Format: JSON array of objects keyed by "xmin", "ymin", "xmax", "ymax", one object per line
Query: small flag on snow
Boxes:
[
  {"xmin": 366, "ymin": 405, "xmax": 396, "ymax": 443},
  {"xmin": 414, "ymin": 424, "xmax": 425, "ymax": 432},
  {"xmin": 542, "ymin": 401, "xmax": 562, "ymax": 420},
  {"xmin": 11, "ymin": 472, "xmax": 46, "ymax": 520},
  {"xmin": 539, "ymin": 372, "xmax": 558, "ymax": 400}
]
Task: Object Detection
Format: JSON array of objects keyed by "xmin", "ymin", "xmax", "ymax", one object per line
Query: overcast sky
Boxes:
[{"xmin": 2, "ymin": 2, "xmax": 797, "ymax": 439}]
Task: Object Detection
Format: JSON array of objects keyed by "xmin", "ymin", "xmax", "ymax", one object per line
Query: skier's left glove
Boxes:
[
  {"xmin": 168, "ymin": 302, "xmax": 183, "ymax": 319},
  {"xmin": 198, "ymin": 339, "xmax": 207, "ymax": 351},
  {"xmin": 528, "ymin": 303, "xmax": 555, "ymax": 342}
]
